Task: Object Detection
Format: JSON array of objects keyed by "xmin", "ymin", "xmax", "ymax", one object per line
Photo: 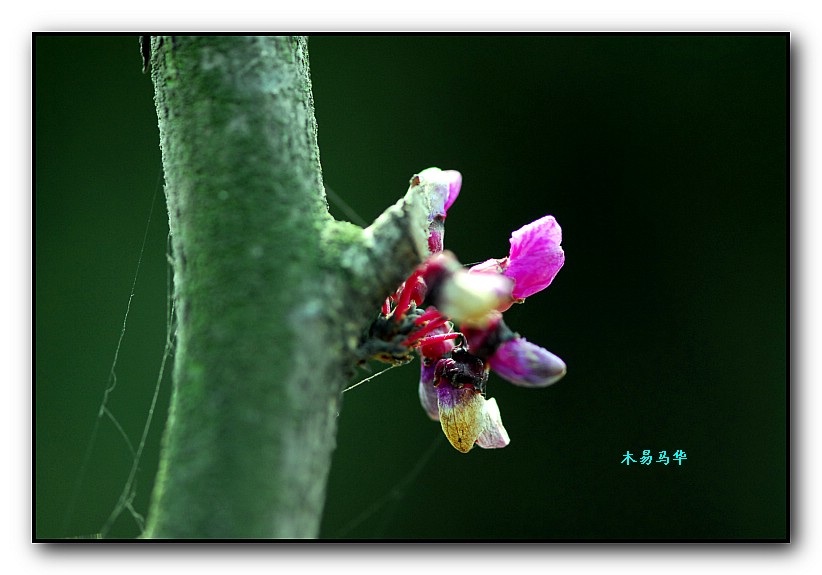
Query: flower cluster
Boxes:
[{"xmin": 363, "ymin": 168, "xmax": 567, "ymax": 453}]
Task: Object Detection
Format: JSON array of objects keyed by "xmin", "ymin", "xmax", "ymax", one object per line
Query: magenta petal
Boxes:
[
  {"xmin": 441, "ymin": 170, "xmax": 462, "ymax": 211},
  {"xmin": 489, "ymin": 337, "xmax": 567, "ymax": 387},
  {"xmin": 418, "ymin": 362, "xmax": 440, "ymax": 421},
  {"xmin": 504, "ymin": 215, "xmax": 565, "ymax": 299}
]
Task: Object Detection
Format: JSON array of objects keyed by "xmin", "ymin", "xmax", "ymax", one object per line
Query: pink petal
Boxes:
[
  {"xmin": 476, "ymin": 397, "xmax": 510, "ymax": 449},
  {"xmin": 489, "ymin": 336, "xmax": 567, "ymax": 387},
  {"xmin": 504, "ymin": 215, "xmax": 565, "ymax": 300}
]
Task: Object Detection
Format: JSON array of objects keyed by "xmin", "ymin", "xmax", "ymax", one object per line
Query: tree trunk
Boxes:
[{"xmin": 142, "ymin": 36, "xmax": 431, "ymax": 539}]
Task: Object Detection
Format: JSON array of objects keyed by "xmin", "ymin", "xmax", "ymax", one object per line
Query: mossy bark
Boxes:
[{"xmin": 142, "ymin": 36, "xmax": 431, "ymax": 539}]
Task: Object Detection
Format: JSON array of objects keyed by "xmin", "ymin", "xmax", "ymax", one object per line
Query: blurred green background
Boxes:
[{"xmin": 34, "ymin": 34, "xmax": 787, "ymax": 540}]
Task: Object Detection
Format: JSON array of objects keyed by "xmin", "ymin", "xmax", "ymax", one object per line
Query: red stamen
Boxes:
[
  {"xmin": 409, "ymin": 278, "xmax": 427, "ymax": 306},
  {"xmin": 414, "ymin": 307, "xmax": 442, "ymax": 326},
  {"xmin": 381, "ymin": 297, "xmax": 392, "ymax": 316},
  {"xmin": 393, "ymin": 268, "xmax": 423, "ymax": 320},
  {"xmin": 412, "ymin": 331, "xmax": 460, "ymax": 347},
  {"xmin": 404, "ymin": 316, "xmax": 450, "ymax": 346}
]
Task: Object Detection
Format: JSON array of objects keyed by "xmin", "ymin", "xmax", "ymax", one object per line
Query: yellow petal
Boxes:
[{"xmin": 438, "ymin": 386, "xmax": 485, "ymax": 453}]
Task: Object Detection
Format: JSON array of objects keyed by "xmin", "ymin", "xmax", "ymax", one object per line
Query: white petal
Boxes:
[
  {"xmin": 476, "ymin": 397, "xmax": 511, "ymax": 449},
  {"xmin": 438, "ymin": 269, "xmax": 513, "ymax": 327}
]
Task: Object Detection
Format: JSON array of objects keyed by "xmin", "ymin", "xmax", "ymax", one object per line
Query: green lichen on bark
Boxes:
[{"xmin": 142, "ymin": 36, "xmax": 431, "ymax": 539}]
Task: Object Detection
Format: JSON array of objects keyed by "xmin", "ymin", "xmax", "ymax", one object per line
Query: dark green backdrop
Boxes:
[{"xmin": 35, "ymin": 34, "xmax": 787, "ymax": 540}]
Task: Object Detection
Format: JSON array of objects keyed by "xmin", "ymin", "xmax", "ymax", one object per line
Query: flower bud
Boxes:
[
  {"xmin": 489, "ymin": 336, "xmax": 567, "ymax": 387},
  {"xmin": 412, "ymin": 167, "xmax": 462, "ymax": 254},
  {"xmin": 422, "ymin": 251, "xmax": 514, "ymax": 327},
  {"xmin": 437, "ymin": 270, "xmax": 513, "ymax": 327}
]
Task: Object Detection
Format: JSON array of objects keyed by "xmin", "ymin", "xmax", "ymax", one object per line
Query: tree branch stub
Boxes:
[{"xmin": 143, "ymin": 36, "xmax": 435, "ymax": 539}]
